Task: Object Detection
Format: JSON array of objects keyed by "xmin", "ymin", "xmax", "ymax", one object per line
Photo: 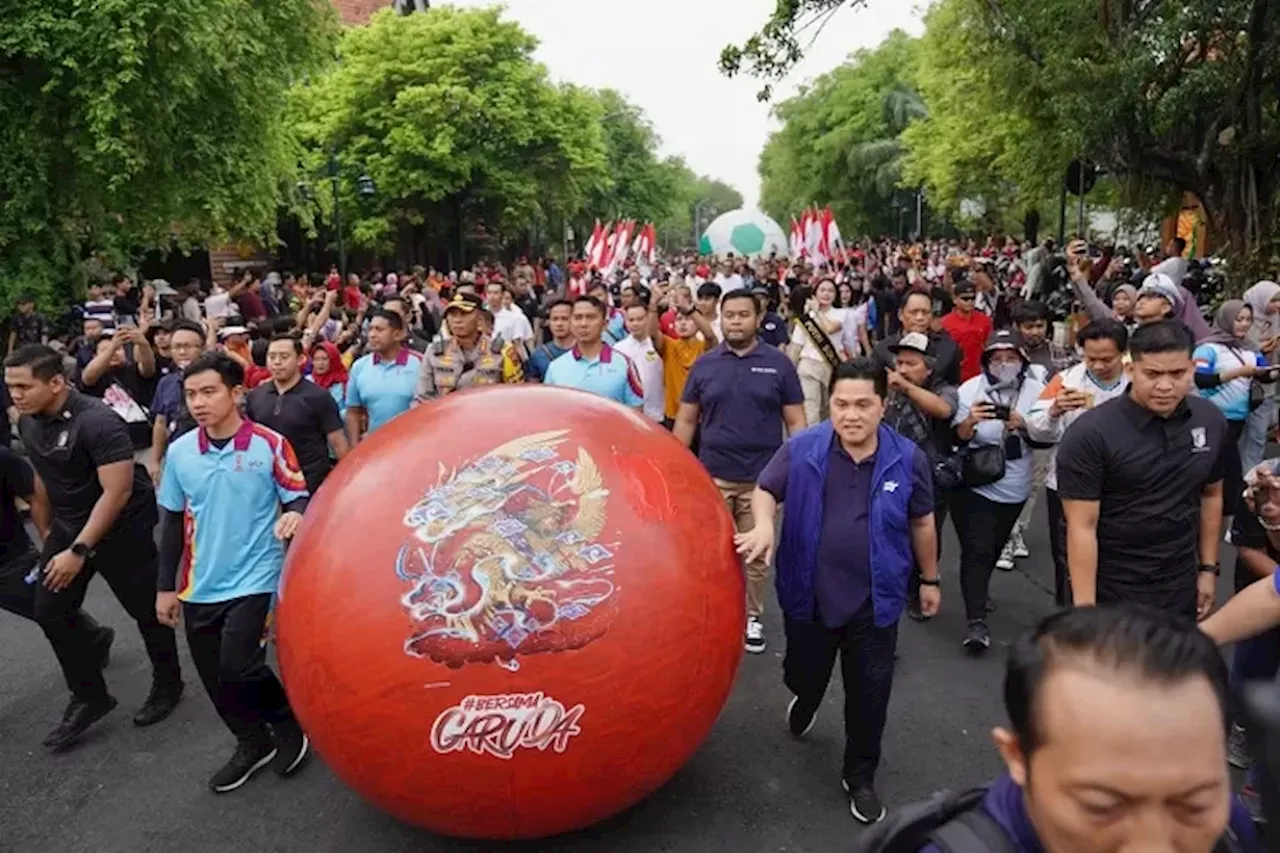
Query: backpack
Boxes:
[
  {"xmin": 852, "ymin": 787, "xmax": 1249, "ymax": 853},
  {"xmin": 852, "ymin": 788, "xmax": 1013, "ymax": 853}
]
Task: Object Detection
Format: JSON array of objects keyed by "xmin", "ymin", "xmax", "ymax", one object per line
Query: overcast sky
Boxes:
[{"xmin": 449, "ymin": 0, "xmax": 927, "ymax": 211}]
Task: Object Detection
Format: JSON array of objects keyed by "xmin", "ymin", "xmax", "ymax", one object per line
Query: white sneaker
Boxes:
[
  {"xmin": 744, "ymin": 617, "xmax": 766, "ymax": 654},
  {"xmin": 996, "ymin": 543, "xmax": 1015, "ymax": 572},
  {"xmin": 1011, "ymin": 530, "xmax": 1029, "ymax": 559}
]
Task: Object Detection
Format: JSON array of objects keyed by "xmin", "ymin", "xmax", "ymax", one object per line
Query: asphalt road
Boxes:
[{"xmin": 0, "ymin": 501, "xmax": 1237, "ymax": 853}]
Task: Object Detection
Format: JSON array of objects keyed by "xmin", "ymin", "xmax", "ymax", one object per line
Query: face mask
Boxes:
[{"xmin": 990, "ymin": 363, "xmax": 1021, "ymax": 385}]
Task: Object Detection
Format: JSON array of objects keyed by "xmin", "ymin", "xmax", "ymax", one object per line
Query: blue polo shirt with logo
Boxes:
[
  {"xmin": 157, "ymin": 419, "xmax": 309, "ymax": 603},
  {"xmin": 544, "ymin": 344, "xmax": 644, "ymax": 407},
  {"xmin": 346, "ymin": 347, "xmax": 423, "ymax": 433},
  {"xmin": 681, "ymin": 342, "xmax": 804, "ymax": 482}
]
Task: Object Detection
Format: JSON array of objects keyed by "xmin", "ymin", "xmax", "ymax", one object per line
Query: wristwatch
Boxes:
[
  {"xmin": 1198, "ymin": 563, "xmax": 1220, "ymax": 576},
  {"xmin": 70, "ymin": 542, "xmax": 95, "ymax": 560},
  {"xmin": 919, "ymin": 577, "xmax": 942, "ymax": 587}
]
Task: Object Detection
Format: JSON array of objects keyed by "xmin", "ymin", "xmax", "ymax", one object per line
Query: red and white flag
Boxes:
[
  {"xmin": 805, "ymin": 207, "xmax": 824, "ymax": 263},
  {"xmin": 591, "ymin": 220, "xmax": 613, "ymax": 269},
  {"xmin": 583, "ymin": 219, "xmax": 604, "ymax": 265}
]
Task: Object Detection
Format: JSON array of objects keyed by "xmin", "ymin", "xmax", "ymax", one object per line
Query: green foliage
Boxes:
[
  {"xmin": 742, "ymin": 0, "xmax": 1280, "ymax": 287},
  {"xmin": 720, "ymin": 0, "xmax": 865, "ymax": 101},
  {"xmin": 0, "ymin": 0, "xmax": 337, "ymax": 313},
  {"xmin": 758, "ymin": 30, "xmax": 920, "ymax": 235},
  {"xmin": 291, "ymin": 7, "xmax": 610, "ymax": 258}
]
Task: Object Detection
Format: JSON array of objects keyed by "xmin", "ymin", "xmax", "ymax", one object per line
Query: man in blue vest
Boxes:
[{"xmin": 736, "ymin": 357, "xmax": 941, "ymax": 825}]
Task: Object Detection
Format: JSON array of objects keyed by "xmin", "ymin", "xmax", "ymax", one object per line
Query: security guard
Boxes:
[{"xmin": 414, "ymin": 292, "xmax": 508, "ymax": 403}]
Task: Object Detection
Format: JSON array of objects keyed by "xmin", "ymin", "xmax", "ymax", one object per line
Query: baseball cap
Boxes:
[
  {"xmin": 889, "ymin": 332, "xmax": 931, "ymax": 356},
  {"xmin": 953, "ymin": 279, "xmax": 977, "ymax": 297},
  {"xmin": 444, "ymin": 292, "xmax": 483, "ymax": 315},
  {"xmin": 982, "ymin": 329, "xmax": 1025, "ymax": 356}
]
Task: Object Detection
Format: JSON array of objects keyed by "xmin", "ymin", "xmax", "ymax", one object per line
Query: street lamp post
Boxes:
[{"xmin": 325, "ymin": 150, "xmax": 377, "ymax": 281}]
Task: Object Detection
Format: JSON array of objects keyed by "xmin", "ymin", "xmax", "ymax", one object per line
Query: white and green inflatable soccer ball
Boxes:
[{"xmin": 698, "ymin": 209, "xmax": 790, "ymax": 258}]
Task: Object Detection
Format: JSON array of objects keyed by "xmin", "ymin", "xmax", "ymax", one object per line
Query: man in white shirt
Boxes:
[
  {"xmin": 613, "ymin": 303, "xmax": 665, "ymax": 422},
  {"xmin": 485, "ymin": 281, "xmax": 533, "ymax": 343},
  {"xmin": 714, "ymin": 261, "xmax": 745, "ymax": 294},
  {"xmin": 1024, "ymin": 319, "xmax": 1131, "ymax": 607}
]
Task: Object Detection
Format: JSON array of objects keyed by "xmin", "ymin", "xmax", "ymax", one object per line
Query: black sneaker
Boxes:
[
  {"xmin": 93, "ymin": 626, "xmax": 115, "ymax": 670},
  {"xmin": 842, "ymin": 780, "xmax": 887, "ymax": 824},
  {"xmin": 786, "ymin": 696, "xmax": 819, "ymax": 739},
  {"xmin": 270, "ymin": 718, "xmax": 310, "ymax": 777},
  {"xmin": 209, "ymin": 741, "xmax": 278, "ymax": 794},
  {"xmin": 133, "ymin": 680, "xmax": 184, "ymax": 727},
  {"xmin": 963, "ymin": 620, "xmax": 991, "ymax": 655},
  {"xmin": 42, "ymin": 696, "xmax": 118, "ymax": 751}
]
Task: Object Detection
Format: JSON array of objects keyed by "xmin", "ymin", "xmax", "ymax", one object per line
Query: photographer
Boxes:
[{"xmin": 951, "ymin": 330, "xmax": 1047, "ymax": 654}]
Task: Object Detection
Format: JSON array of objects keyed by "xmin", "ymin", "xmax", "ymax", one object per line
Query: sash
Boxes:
[{"xmin": 798, "ymin": 311, "xmax": 843, "ymax": 372}]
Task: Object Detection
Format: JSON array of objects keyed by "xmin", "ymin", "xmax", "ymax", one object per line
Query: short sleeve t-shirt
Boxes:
[
  {"xmin": 158, "ymin": 419, "xmax": 308, "ymax": 603},
  {"xmin": 346, "ymin": 349, "xmax": 423, "ymax": 433},
  {"xmin": 662, "ymin": 336, "xmax": 712, "ymax": 420},
  {"xmin": 613, "ymin": 336, "xmax": 664, "ymax": 422}
]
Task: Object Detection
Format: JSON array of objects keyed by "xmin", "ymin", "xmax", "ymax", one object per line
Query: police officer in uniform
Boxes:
[{"xmin": 414, "ymin": 292, "xmax": 508, "ymax": 403}]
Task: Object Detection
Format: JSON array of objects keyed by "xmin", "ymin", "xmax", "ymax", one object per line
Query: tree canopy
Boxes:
[
  {"xmin": 292, "ymin": 10, "xmax": 741, "ymax": 263},
  {"xmin": 1, "ymin": 0, "xmax": 337, "ymax": 310},
  {"xmin": 758, "ymin": 30, "xmax": 919, "ymax": 237},
  {"xmin": 739, "ymin": 0, "xmax": 1280, "ymax": 282}
]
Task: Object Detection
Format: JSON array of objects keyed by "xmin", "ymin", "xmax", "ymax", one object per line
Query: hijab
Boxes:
[
  {"xmin": 1244, "ymin": 281, "xmax": 1280, "ymax": 325},
  {"xmin": 309, "ymin": 341, "xmax": 349, "ymax": 390},
  {"xmin": 1202, "ymin": 299, "xmax": 1258, "ymax": 350}
]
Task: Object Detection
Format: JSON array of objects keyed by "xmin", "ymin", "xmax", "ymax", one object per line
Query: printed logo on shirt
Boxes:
[
  {"xmin": 56, "ymin": 431, "xmax": 69, "ymax": 448},
  {"xmin": 750, "ymin": 367, "xmax": 778, "ymax": 375},
  {"xmin": 1191, "ymin": 427, "xmax": 1210, "ymax": 453},
  {"xmin": 883, "ymin": 481, "xmax": 899, "ymax": 493}
]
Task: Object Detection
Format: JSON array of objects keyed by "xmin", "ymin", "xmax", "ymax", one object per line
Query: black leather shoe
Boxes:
[
  {"xmin": 93, "ymin": 626, "xmax": 116, "ymax": 670},
  {"xmin": 43, "ymin": 696, "xmax": 118, "ymax": 751},
  {"xmin": 132, "ymin": 680, "xmax": 184, "ymax": 727}
]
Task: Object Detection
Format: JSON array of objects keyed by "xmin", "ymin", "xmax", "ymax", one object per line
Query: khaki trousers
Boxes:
[{"xmin": 716, "ymin": 478, "xmax": 769, "ymax": 619}]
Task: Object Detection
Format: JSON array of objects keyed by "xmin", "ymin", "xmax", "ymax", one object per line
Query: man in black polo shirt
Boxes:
[
  {"xmin": 246, "ymin": 334, "xmax": 349, "ymax": 495},
  {"xmin": 674, "ymin": 289, "xmax": 807, "ymax": 654},
  {"xmin": 871, "ymin": 290, "xmax": 962, "ymax": 388},
  {"xmin": 4, "ymin": 344, "xmax": 184, "ymax": 750},
  {"xmin": 1057, "ymin": 321, "xmax": 1229, "ymax": 619},
  {"xmin": 0, "ymin": 446, "xmax": 115, "ymax": 678}
]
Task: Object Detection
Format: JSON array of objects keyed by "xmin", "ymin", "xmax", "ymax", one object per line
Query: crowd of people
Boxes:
[{"xmin": 4, "ymin": 233, "xmax": 1280, "ymax": 852}]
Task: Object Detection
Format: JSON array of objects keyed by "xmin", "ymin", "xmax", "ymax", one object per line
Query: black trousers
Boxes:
[
  {"xmin": 0, "ymin": 546, "xmax": 109, "ymax": 671},
  {"xmin": 908, "ymin": 488, "xmax": 950, "ymax": 603},
  {"xmin": 951, "ymin": 489, "xmax": 1025, "ymax": 621},
  {"xmin": 35, "ymin": 518, "xmax": 180, "ymax": 702},
  {"xmin": 1097, "ymin": 574, "xmax": 1198, "ymax": 621},
  {"xmin": 783, "ymin": 606, "xmax": 898, "ymax": 787},
  {"xmin": 183, "ymin": 593, "xmax": 293, "ymax": 746},
  {"xmin": 1045, "ymin": 488, "xmax": 1070, "ymax": 608}
]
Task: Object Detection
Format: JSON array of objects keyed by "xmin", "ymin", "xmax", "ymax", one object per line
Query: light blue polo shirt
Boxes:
[
  {"xmin": 346, "ymin": 347, "xmax": 423, "ymax": 432},
  {"xmin": 158, "ymin": 419, "xmax": 310, "ymax": 603},
  {"xmin": 544, "ymin": 344, "xmax": 644, "ymax": 407}
]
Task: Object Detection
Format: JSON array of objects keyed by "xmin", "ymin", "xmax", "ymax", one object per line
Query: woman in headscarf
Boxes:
[
  {"xmin": 1241, "ymin": 281, "xmax": 1280, "ymax": 471},
  {"xmin": 308, "ymin": 341, "xmax": 350, "ymax": 423},
  {"xmin": 1194, "ymin": 299, "xmax": 1271, "ymax": 519}
]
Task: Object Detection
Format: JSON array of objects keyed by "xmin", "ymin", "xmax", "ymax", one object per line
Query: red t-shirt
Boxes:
[
  {"xmin": 233, "ymin": 290, "xmax": 267, "ymax": 322},
  {"xmin": 343, "ymin": 285, "xmax": 362, "ymax": 311},
  {"xmin": 939, "ymin": 309, "xmax": 993, "ymax": 382}
]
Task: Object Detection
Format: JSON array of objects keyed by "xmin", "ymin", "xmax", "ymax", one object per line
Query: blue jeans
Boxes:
[{"xmin": 1240, "ymin": 397, "xmax": 1274, "ymax": 475}]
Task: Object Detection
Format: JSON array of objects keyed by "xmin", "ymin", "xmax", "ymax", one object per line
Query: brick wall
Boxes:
[{"xmin": 331, "ymin": 0, "xmax": 390, "ymax": 25}]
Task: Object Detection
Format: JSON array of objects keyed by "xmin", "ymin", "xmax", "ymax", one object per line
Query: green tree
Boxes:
[
  {"xmin": 0, "ymin": 0, "xmax": 337, "ymax": 312},
  {"xmin": 581, "ymin": 89, "xmax": 681, "ymax": 227},
  {"xmin": 757, "ymin": 31, "xmax": 920, "ymax": 236},
  {"xmin": 292, "ymin": 7, "xmax": 609, "ymax": 264},
  {"xmin": 736, "ymin": 0, "xmax": 1280, "ymax": 282}
]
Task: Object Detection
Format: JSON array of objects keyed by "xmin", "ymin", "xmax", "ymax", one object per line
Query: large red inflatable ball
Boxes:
[{"xmin": 276, "ymin": 385, "xmax": 745, "ymax": 840}]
